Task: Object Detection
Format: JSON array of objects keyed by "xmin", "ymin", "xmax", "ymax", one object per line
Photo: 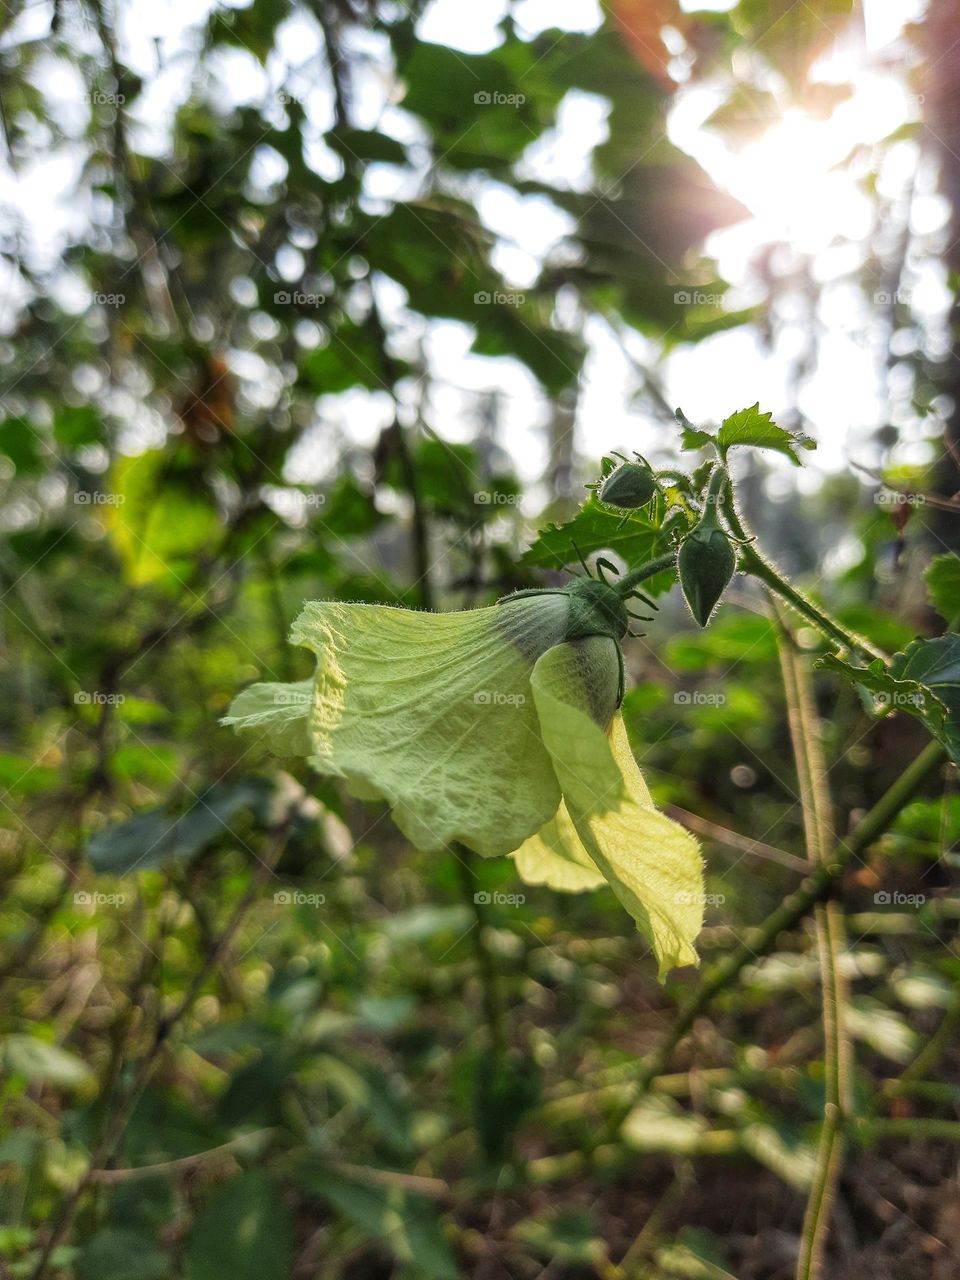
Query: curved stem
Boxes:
[
  {"xmin": 721, "ymin": 487, "xmax": 887, "ymax": 663},
  {"xmin": 617, "ymin": 551, "xmax": 677, "ymax": 597}
]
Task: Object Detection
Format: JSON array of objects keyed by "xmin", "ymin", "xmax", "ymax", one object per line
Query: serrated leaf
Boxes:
[
  {"xmin": 926, "ymin": 554, "xmax": 960, "ymax": 626},
  {"xmin": 817, "ymin": 653, "xmax": 942, "ymax": 722},
  {"xmin": 819, "ymin": 638, "xmax": 960, "ymax": 764},
  {"xmin": 891, "ymin": 634, "xmax": 960, "ymax": 763},
  {"xmin": 520, "ymin": 496, "xmax": 673, "ymax": 581},
  {"xmin": 716, "ymin": 404, "xmax": 815, "ymax": 465}
]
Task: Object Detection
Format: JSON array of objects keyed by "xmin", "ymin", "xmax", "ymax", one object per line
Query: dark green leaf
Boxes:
[
  {"xmin": 185, "ymin": 1172, "xmax": 293, "ymax": 1280},
  {"xmin": 926, "ymin": 554, "xmax": 960, "ymax": 625},
  {"xmin": 86, "ymin": 781, "xmax": 271, "ymax": 874},
  {"xmin": 819, "ymin": 638, "xmax": 960, "ymax": 763},
  {"xmin": 77, "ymin": 1229, "xmax": 169, "ymax": 1280},
  {"xmin": 300, "ymin": 1169, "xmax": 457, "ymax": 1280}
]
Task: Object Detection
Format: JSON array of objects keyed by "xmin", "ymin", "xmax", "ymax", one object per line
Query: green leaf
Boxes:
[
  {"xmin": 675, "ymin": 408, "xmax": 716, "ymax": 452},
  {"xmin": 819, "ymin": 636, "xmax": 960, "ymax": 763},
  {"xmin": 621, "ymin": 1097, "xmax": 710, "ymax": 1154},
  {"xmin": 77, "ymin": 1229, "xmax": 169, "ymax": 1280},
  {"xmin": 926, "ymin": 554, "xmax": 960, "ymax": 625},
  {"xmin": 327, "ymin": 127, "xmax": 408, "ymax": 166},
  {"xmin": 299, "ymin": 1170, "xmax": 458, "ymax": 1280},
  {"xmin": 107, "ymin": 451, "xmax": 221, "ymax": 587},
  {"xmin": 716, "ymin": 404, "xmax": 815, "ymax": 465},
  {"xmin": 54, "ymin": 406, "xmax": 102, "ymax": 449},
  {"xmin": 513, "ymin": 1208, "xmax": 605, "ymax": 1267},
  {"xmin": 0, "ymin": 417, "xmax": 44, "ymax": 474},
  {"xmin": 890, "ymin": 634, "xmax": 960, "ymax": 762},
  {"xmin": 185, "ymin": 1172, "xmax": 293, "ymax": 1280},
  {"xmin": 520, "ymin": 495, "xmax": 673, "ymax": 578},
  {"xmin": 817, "ymin": 653, "xmax": 941, "ymax": 724},
  {"xmin": 86, "ymin": 781, "xmax": 271, "ymax": 874},
  {"xmin": 2, "ymin": 1035, "xmax": 96, "ymax": 1091}
]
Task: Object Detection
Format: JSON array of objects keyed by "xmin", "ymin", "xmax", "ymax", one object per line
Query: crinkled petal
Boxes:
[
  {"xmin": 221, "ymin": 679, "xmax": 313, "ymax": 756},
  {"xmin": 285, "ymin": 597, "xmax": 571, "ymax": 856},
  {"xmin": 530, "ymin": 640, "xmax": 704, "ymax": 978}
]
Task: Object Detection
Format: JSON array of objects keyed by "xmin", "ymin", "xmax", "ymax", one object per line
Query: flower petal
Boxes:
[
  {"xmin": 513, "ymin": 803, "xmax": 607, "ymax": 891},
  {"xmin": 221, "ymin": 679, "xmax": 313, "ymax": 756},
  {"xmin": 286, "ymin": 597, "xmax": 571, "ymax": 856},
  {"xmin": 530, "ymin": 639, "xmax": 704, "ymax": 978}
]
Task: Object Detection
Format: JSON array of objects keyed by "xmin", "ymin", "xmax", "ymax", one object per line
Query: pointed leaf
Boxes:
[{"xmin": 717, "ymin": 404, "xmax": 815, "ymax": 465}]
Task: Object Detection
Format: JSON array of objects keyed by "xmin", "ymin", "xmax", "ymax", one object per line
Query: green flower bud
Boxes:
[
  {"xmin": 598, "ymin": 461, "xmax": 657, "ymax": 509},
  {"xmin": 678, "ymin": 468, "xmax": 736, "ymax": 627}
]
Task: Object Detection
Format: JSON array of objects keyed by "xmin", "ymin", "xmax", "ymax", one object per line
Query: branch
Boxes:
[{"xmin": 31, "ymin": 825, "xmax": 290, "ymax": 1280}]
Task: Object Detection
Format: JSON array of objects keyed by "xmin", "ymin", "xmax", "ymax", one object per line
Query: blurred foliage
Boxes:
[{"xmin": 1, "ymin": 1, "xmax": 959, "ymax": 1279}]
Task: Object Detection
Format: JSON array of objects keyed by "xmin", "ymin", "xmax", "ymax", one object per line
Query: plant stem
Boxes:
[
  {"xmin": 721, "ymin": 485, "xmax": 887, "ymax": 663},
  {"xmin": 595, "ymin": 738, "xmax": 947, "ymax": 1144},
  {"xmin": 617, "ymin": 551, "xmax": 677, "ymax": 597},
  {"xmin": 455, "ymin": 847, "xmax": 506, "ymax": 1056},
  {"xmin": 777, "ymin": 619, "xmax": 851, "ymax": 1280}
]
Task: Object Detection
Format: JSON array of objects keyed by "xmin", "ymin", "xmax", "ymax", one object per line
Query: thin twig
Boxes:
[
  {"xmin": 666, "ymin": 805, "xmax": 809, "ymax": 872},
  {"xmin": 30, "ymin": 825, "xmax": 289, "ymax": 1280},
  {"xmin": 89, "ymin": 1130, "xmax": 274, "ymax": 1183}
]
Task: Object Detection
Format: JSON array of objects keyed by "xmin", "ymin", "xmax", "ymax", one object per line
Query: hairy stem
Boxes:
[
  {"xmin": 721, "ymin": 484, "xmax": 887, "ymax": 663},
  {"xmin": 617, "ymin": 551, "xmax": 677, "ymax": 597}
]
